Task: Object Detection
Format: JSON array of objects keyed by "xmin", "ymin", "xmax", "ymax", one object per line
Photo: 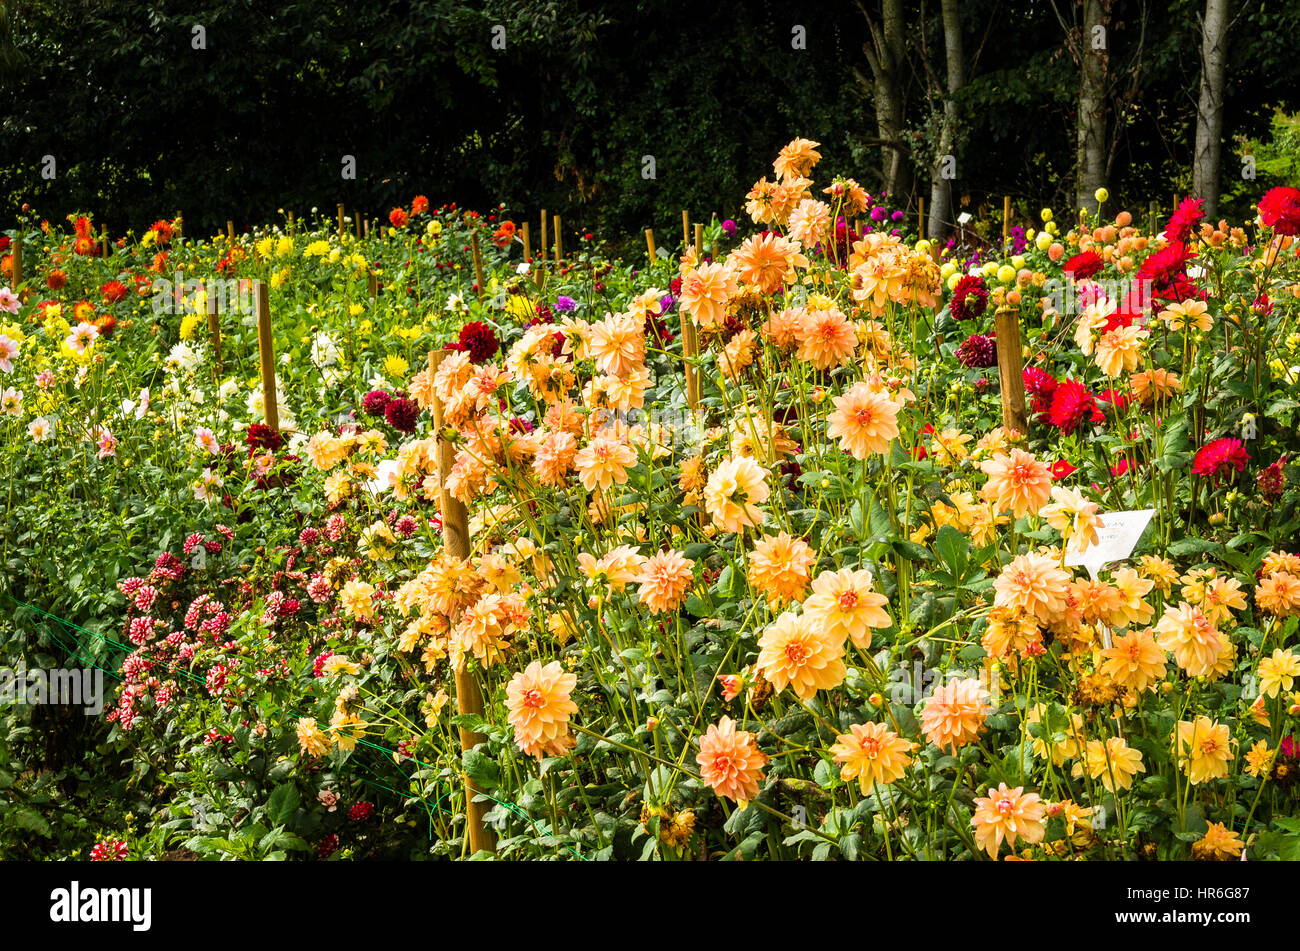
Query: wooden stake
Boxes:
[
  {"xmin": 427, "ymin": 349, "xmax": 497, "ymax": 857},
  {"xmin": 471, "ymin": 232, "xmax": 485, "ymax": 299},
  {"xmin": 522, "ymin": 221, "xmax": 531, "ymax": 261},
  {"xmin": 681, "ymin": 314, "xmax": 700, "ymax": 411},
  {"xmin": 1148, "ymin": 201, "xmax": 1157, "ymax": 236},
  {"xmin": 681, "ymin": 210, "xmax": 690, "ymax": 250},
  {"xmin": 337, "ymin": 203, "xmax": 346, "ymax": 237},
  {"xmin": 918, "ymin": 197, "xmax": 925, "ymax": 240},
  {"xmin": 694, "ymin": 223, "xmax": 704, "ymax": 258},
  {"xmin": 174, "ymin": 211, "xmax": 183, "ymax": 240},
  {"xmin": 11, "ymin": 236, "xmax": 21, "ymax": 299},
  {"xmin": 540, "ymin": 209, "xmax": 548, "ymax": 263},
  {"xmin": 367, "ymin": 270, "xmax": 379, "ymax": 298},
  {"xmin": 254, "ymin": 282, "xmax": 279, "ymax": 432},
  {"xmin": 287, "ymin": 210, "xmax": 295, "ymax": 234},
  {"xmin": 227, "ymin": 220, "xmax": 235, "ymax": 244},
  {"xmin": 100, "ymin": 226, "xmax": 109, "ymax": 259},
  {"xmin": 994, "ymin": 304, "xmax": 1028, "ymax": 436},
  {"xmin": 355, "ymin": 214, "xmax": 362, "ymax": 239},
  {"xmin": 206, "ymin": 284, "xmax": 222, "ymax": 374},
  {"xmin": 1002, "ymin": 196, "xmax": 1011, "ymax": 244},
  {"xmin": 553, "ymin": 214, "xmax": 562, "ymax": 262},
  {"xmin": 645, "ymin": 228, "xmax": 656, "ymax": 262},
  {"xmin": 363, "ymin": 219, "xmax": 370, "ymax": 239}
]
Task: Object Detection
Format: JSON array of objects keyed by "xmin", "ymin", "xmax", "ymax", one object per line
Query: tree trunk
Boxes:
[
  {"xmin": 928, "ymin": 0, "xmax": 964, "ymax": 241},
  {"xmin": 1076, "ymin": 0, "xmax": 1108, "ymax": 216},
  {"xmin": 1192, "ymin": 0, "xmax": 1231, "ymax": 217},
  {"xmin": 876, "ymin": 0, "xmax": 910, "ymax": 203}
]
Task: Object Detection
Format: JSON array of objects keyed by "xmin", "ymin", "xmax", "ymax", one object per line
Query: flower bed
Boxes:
[{"xmin": 4, "ymin": 143, "xmax": 1300, "ymax": 861}]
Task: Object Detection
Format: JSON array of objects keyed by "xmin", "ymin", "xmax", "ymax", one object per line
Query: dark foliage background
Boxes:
[{"xmin": 0, "ymin": 0, "xmax": 1297, "ymax": 244}]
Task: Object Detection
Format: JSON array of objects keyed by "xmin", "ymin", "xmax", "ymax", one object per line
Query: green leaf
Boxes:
[
  {"xmin": 933, "ymin": 524, "xmax": 969, "ymax": 575},
  {"xmin": 266, "ymin": 783, "xmax": 300, "ymax": 826},
  {"xmin": 889, "ymin": 538, "xmax": 933, "ymax": 563},
  {"xmin": 1168, "ymin": 537, "xmax": 1218, "ymax": 558},
  {"xmin": 813, "ymin": 758, "xmax": 834, "ymax": 789},
  {"xmin": 838, "ymin": 832, "xmax": 861, "ymax": 861},
  {"xmin": 10, "ymin": 807, "xmax": 51, "ymax": 837},
  {"xmin": 463, "ymin": 747, "xmax": 500, "ymax": 790},
  {"xmin": 451, "ymin": 713, "xmax": 489, "ymax": 734}
]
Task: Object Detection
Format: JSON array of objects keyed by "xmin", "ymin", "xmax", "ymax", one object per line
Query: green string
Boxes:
[
  {"xmin": 6, "ymin": 592, "xmax": 205, "ymax": 685},
  {"xmin": 4, "ymin": 593, "xmax": 587, "ymax": 859}
]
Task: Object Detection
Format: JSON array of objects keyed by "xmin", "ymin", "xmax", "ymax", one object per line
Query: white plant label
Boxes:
[{"xmin": 1064, "ymin": 508, "xmax": 1155, "ymax": 647}]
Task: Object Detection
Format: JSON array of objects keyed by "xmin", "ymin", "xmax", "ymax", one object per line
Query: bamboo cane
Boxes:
[
  {"xmin": 11, "ymin": 237, "xmax": 22, "ymax": 300},
  {"xmin": 337, "ymin": 204, "xmax": 346, "ymax": 237},
  {"xmin": 227, "ymin": 220, "xmax": 235, "ymax": 245},
  {"xmin": 100, "ymin": 226, "xmax": 110, "ymax": 259},
  {"xmin": 522, "ymin": 221, "xmax": 531, "ymax": 261},
  {"xmin": 918, "ymin": 197, "xmax": 925, "ymax": 241},
  {"xmin": 540, "ymin": 209, "xmax": 548, "ymax": 263},
  {"xmin": 254, "ymin": 282, "xmax": 279, "ymax": 432},
  {"xmin": 206, "ymin": 284, "xmax": 222, "ymax": 375},
  {"xmin": 553, "ymin": 214, "xmax": 562, "ymax": 262},
  {"xmin": 287, "ymin": 211, "xmax": 295, "ymax": 234},
  {"xmin": 363, "ymin": 219, "xmax": 370, "ymax": 239},
  {"xmin": 645, "ymin": 228, "xmax": 656, "ymax": 262},
  {"xmin": 693, "ymin": 223, "xmax": 704, "ymax": 258},
  {"xmin": 681, "ymin": 317, "xmax": 700, "ymax": 411},
  {"xmin": 471, "ymin": 232, "xmax": 485, "ymax": 299},
  {"xmin": 681, "ymin": 210, "xmax": 690, "ymax": 251},
  {"xmin": 367, "ymin": 270, "xmax": 378, "ymax": 299},
  {"xmin": 427, "ymin": 349, "xmax": 497, "ymax": 856},
  {"xmin": 1002, "ymin": 196, "xmax": 1011, "ymax": 244},
  {"xmin": 994, "ymin": 304, "xmax": 1028, "ymax": 436}
]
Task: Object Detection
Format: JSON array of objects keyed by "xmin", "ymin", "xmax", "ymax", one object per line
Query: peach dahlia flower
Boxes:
[
  {"xmin": 825, "ymin": 382, "xmax": 901, "ymax": 459},
  {"xmin": 920, "ymin": 677, "xmax": 990, "ymax": 752},
  {"xmin": 506, "ymin": 660, "xmax": 578, "ymax": 761},
  {"xmin": 971, "ymin": 784, "xmax": 1046, "ymax": 859},
  {"xmin": 756, "ymin": 610, "xmax": 846, "ymax": 701},
  {"xmin": 980, "ymin": 448, "xmax": 1052, "ymax": 518},
  {"xmin": 696, "ymin": 716, "xmax": 767, "ymax": 802}
]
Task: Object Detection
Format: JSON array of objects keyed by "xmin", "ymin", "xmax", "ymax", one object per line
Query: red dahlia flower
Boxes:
[
  {"xmin": 956, "ymin": 333, "xmax": 997, "ymax": 368},
  {"xmin": 246, "ymin": 423, "xmax": 284, "ymax": 452},
  {"xmin": 1164, "ymin": 197, "xmax": 1205, "ymax": 245},
  {"xmin": 1063, "ymin": 251, "xmax": 1104, "ymax": 281},
  {"xmin": 1047, "ymin": 379, "xmax": 1099, "ymax": 433},
  {"xmin": 384, "ymin": 394, "xmax": 419, "ymax": 433},
  {"xmin": 949, "ymin": 275, "xmax": 989, "ymax": 323},
  {"xmin": 1137, "ymin": 241, "xmax": 1196, "ymax": 302},
  {"xmin": 457, "ymin": 320, "xmax": 500, "ymax": 362},
  {"xmin": 389, "ymin": 207, "xmax": 409, "ymax": 229},
  {"xmin": 1259, "ymin": 186, "xmax": 1300, "ymax": 236},
  {"xmin": 1192, "ymin": 437, "xmax": 1249, "ymax": 481},
  {"xmin": 1050, "ymin": 459, "xmax": 1078, "ymax": 480},
  {"xmin": 361, "ymin": 389, "xmax": 392, "ymax": 416},
  {"xmin": 1023, "ymin": 367, "xmax": 1058, "ymax": 416},
  {"xmin": 1257, "ymin": 457, "xmax": 1286, "ymax": 501}
]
